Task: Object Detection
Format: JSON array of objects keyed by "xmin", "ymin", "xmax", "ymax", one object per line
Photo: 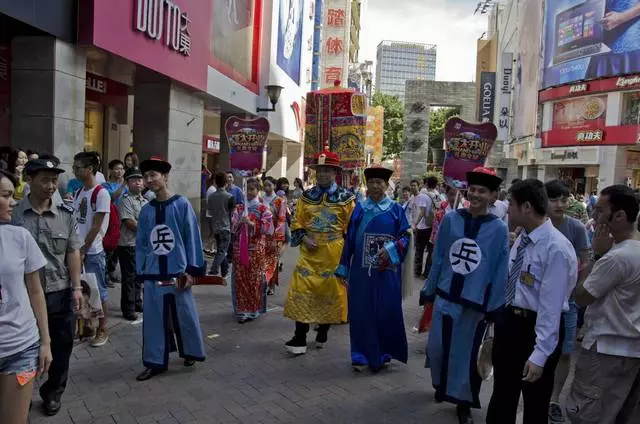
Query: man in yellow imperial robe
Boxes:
[{"xmin": 283, "ymin": 150, "xmax": 355, "ymax": 355}]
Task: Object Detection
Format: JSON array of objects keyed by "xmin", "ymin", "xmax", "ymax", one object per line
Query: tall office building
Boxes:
[{"xmin": 375, "ymin": 41, "xmax": 437, "ymax": 101}]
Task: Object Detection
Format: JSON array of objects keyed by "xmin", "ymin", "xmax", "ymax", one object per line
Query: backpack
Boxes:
[
  {"xmin": 424, "ymin": 192, "xmax": 438, "ymax": 227},
  {"xmin": 74, "ymin": 185, "xmax": 121, "ymax": 251}
]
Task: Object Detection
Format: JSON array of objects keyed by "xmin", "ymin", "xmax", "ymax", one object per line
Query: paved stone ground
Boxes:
[{"xmin": 31, "ymin": 247, "xmax": 548, "ymax": 424}]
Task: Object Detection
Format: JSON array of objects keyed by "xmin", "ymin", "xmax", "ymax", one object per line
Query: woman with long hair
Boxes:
[
  {"xmin": 262, "ymin": 177, "xmax": 289, "ymax": 295},
  {"xmin": 123, "ymin": 152, "xmax": 139, "ymax": 170},
  {"xmin": 0, "ymin": 169, "xmax": 52, "ymax": 424},
  {"xmin": 230, "ymin": 178, "xmax": 273, "ymax": 323},
  {"xmin": 7, "ymin": 149, "xmax": 28, "ymax": 200}
]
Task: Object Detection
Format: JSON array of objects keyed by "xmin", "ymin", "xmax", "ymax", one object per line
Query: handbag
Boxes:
[
  {"xmin": 476, "ymin": 322, "xmax": 494, "ymax": 381},
  {"xmin": 76, "ymin": 267, "xmax": 104, "ymax": 320}
]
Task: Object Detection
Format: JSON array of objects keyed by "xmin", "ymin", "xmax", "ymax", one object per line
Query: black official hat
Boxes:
[
  {"xmin": 466, "ymin": 166, "xmax": 502, "ymax": 191},
  {"xmin": 124, "ymin": 167, "xmax": 143, "ymax": 180},
  {"xmin": 364, "ymin": 166, "xmax": 394, "ymax": 183},
  {"xmin": 24, "ymin": 158, "xmax": 65, "ymax": 176},
  {"xmin": 140, "ymin": 156, "xmax": 172, "ymax": 174}
]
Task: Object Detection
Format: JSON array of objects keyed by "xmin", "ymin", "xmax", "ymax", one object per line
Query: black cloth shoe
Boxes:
[
  {"xmin": 42, "ymin": 399, "xmax": 61, "ymax": 416},
  {"xmin": 136, "ymin": 368, "xmax": 165, "ymax": 381},
  {"xmin": 456, "ymin": 405, "xmax": 474, "ymax": 424},
  {"xmin": 123, "ymin": 313, "xmax": 138, "ymax": 321},
  {"xmin": 184, "ymin": 359, "xmax": 196, "ymax": 367},
  {"xmin": 285, "ymin": 337, "xmax": 307, "ymax": 355}
]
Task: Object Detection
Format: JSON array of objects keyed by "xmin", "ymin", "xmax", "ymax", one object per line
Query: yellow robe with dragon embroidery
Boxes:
[{"xmin": 283, "ymin": 185, "xmax": 355, "ymax": 324}]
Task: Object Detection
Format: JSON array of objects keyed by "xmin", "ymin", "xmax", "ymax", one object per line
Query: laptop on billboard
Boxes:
[{"xmin": 552, "ymin": 0, "xmax": 610, "ymax": 65}]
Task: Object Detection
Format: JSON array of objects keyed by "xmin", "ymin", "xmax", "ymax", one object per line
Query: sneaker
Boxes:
[
  {"xmin": 285, "ymin": 338, "xmax": 307, "ymax": 355},
  {"xmin": 549, "ymin": 402, "xmax": 565, "ymax": 423},
  {"xmin": 91, "ymin": 329, "xmax": 109, "ymax": 347}
]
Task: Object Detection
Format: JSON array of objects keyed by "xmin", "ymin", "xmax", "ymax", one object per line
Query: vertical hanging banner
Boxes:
[
  {"xmin": 478, "ymin": 72, "xmax": 496, "ymax": 123},
  {"xmin": 443, "ymin": 117, "xmax": 497, "ymax": 189},
  {"xmin": 497, "ymin": 52, "xmax": 513, "ymax": 141},
  {"xmin": 225, "ymin": 117, "xmax": 270, "ymax": 177}
]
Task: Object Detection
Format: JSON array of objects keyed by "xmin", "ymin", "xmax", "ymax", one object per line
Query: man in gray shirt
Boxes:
[
  {"xmin": 12, "ymin": 158, "xmax": 83, "ymax": 416},
  {"xmin": 117, "ymin": 168, "xmax": 147, "ymax": 321},
  {"xmin": 545, "ymin": 180, "xmax": 592, "ymax": 424},
  {"xmin": 207, "ymin": 172, "xmax": 236, "ymax": 277}
]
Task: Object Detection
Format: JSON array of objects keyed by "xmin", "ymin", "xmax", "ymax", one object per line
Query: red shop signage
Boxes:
[
  {"xmin": 541, "ymin": 125, "xmax": 640, "ymax": 148},
  {"xmin": 202, "ymin": 134, "xmax": 220, "ymax": 153},
  {"xmin": 540, "ymin": 74, "xmax": 640, "ymax": 103},
  {"xmin": 85, "ymin": 73, "xmax": 129, "ymax": 109},
  {"xmin": 78, "ymin": 0, "xmax": 211, "ymax": 91}
]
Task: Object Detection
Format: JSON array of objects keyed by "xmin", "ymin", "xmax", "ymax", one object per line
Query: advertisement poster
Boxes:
[
  {"xmin": 211, "ymin": 0, "xmax": 256, "ymax": 85},
  {"xmin": 552, "ymin": 95, "xmax": 607, "ymax": 129},
  {"xmin": 442, "ymin": 117, "xmax": 497, "ymax": 189},
  {"xmin": 277, "ymin": 0, "xmax": 303, "ymax": 84},
  {"xmin": 225, "ymin": 116, "xmax": 270, "ymax": 176},
  {"xmin": 478, "ymin": 72, "xmax": 496, "ymax": 123},
  {"xmin": 542, "ymin": 0, "xmax": 640, "ymax": 89}
]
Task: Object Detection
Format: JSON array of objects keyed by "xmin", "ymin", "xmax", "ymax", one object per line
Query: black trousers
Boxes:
[
  {"xmin": 118, "ymin": 246, "xmax": 142, "ymax": 315},
  {"xmin": 414, "ymin": 227, "xmax": 433, "ymax": 276},
  {"xmin": 294, "ymin": 322, "xmax": 330, "ymax": 340},
  {"xmin": 39, "ymin": 289, "xmax": 74, "ymax": 403},
  {"xmin": 486, "ymin": 307, "xmax": 564, "ymax": 424},
  {"xmin": 106, "ymin": 248, "xmax": 118, "ymax": 276}
]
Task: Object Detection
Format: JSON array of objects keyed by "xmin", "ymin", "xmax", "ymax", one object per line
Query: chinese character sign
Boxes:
[
  {"xmin": 224, "ymin": 116, "xmax": 270, "ymax": 176},
  {"xmin": 320, "ymin": 0, "xmax": 350, "ymax": 88},
  {"xmin": 442, "ymin": 117, "xmax": 497, "ymax": 189}
]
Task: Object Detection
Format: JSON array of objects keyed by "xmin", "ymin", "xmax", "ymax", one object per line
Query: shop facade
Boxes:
[{"xmin": 538, "ymin": 75, "xmax": 640, "ymax": 192}]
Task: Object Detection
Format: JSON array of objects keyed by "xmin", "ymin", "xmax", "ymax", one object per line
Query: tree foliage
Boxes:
[
  {"xmin": 428, "ymin": 107, "xmax": 460, "ymax": 150},
  {"xmin": 371, "ymin": 93, "xmax": 404, "ymax": 159}
]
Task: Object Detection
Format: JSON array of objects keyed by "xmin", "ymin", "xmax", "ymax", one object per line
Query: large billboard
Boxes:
[
  {"xmin": 277, "ymin": 0, "xmax": 303, "ymax": 84},
  {"xmin": 542, "ymin": 0, "xmax": 640, "ymax": 89}
]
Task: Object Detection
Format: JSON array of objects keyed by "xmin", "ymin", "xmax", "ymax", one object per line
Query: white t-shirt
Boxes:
[
  {"xmin": 73, "ymin": 185, "xmax": 111, "ymax": 254},
  {"xmin": 0, "ymin": 225, "xmax": 47, "ymax": 358},
  {"xmin": 205, "ymin": 185, "xmax": 217, "ymax": 218},
  {"xmin": 96, "ymin": 172, "xmax": 106, "ymax": 184},
  {"xmin": 582, "ymin": 239, "xmax": 640, "ymax": 358},
  {"xmin": 415, "ymin": 189, "xmax": 436, "ymax": 230}
]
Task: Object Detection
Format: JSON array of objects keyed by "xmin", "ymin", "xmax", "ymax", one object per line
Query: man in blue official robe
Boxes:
[
  {"xmin": 135, "ymin": 156, "xmax": 206, "ymax": 381},
  {"xmin": 421, "ymin": 167, "xmax": 509, "ymax": 424},
  {"xmin": 336, "ymin": 167, "xmax": 410, "ymax": 372}
]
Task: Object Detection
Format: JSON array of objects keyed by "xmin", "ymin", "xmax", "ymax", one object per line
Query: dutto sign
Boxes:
[
  {"xmin": 498, "ymin": 52, "xmax": 512, "ymax": 141},
  {"xmin": 134, "ymin": 0, "xmax": 191, "ymax": 56},
  {"xmin": 78, "ymin": 0, "xmax": 210, "ymax": 91}
]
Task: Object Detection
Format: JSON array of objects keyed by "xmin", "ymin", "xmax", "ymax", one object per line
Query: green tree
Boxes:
[
  {"xmin": 371, "ymin": 93, "xmax": 404, "ymax": 159},
  {"xmin": 428, "ymin": 106, "xmax": 460, "ymax": 150}
]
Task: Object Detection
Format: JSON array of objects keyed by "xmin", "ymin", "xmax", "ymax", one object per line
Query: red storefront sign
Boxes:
[
  {"xmin": 78, "ymin": 0, "xmax": 211, "ymax": 91},
  {"xmin": 202, "ymin": 135, "xmax": 220, "ymax": 153},
  {"xmin": 85, "ymin": 73, "xmax": 129, "ymax": 109},
  {"xmin": 541, "ymin": 126, "xmax": 640, "ymax": 148},
  {"xmin": 540, "ymin": 74, "xmax": 640, "ymax": 103}
]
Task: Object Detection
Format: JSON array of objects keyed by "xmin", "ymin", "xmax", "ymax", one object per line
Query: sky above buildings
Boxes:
[{"xmin": 361, "ymin": 0, "xmax": 486, "ymax": 83}]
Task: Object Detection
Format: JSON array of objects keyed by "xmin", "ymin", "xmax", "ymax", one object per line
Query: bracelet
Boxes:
[{"xmin": 73, "ymin": 287, "xmax": 82, "ymax": 292}]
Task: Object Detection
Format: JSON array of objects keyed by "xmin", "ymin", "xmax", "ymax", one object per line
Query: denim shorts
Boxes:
[
  {"xmin": 0, "ymin": 342, "xmax": 39, "ymax": 375},
  {"xmin": 562, "ymin": 299, "xmax": 579, "ymax": 355},
  {"xmin": 85, "ymin": 251, "xmax": 107, "ymax": 302}
]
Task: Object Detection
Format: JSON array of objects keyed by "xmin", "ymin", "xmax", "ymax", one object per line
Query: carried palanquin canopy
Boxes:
[{"xmin": 304, "ymin": 80, "xmax": 367, "ymax": 170}]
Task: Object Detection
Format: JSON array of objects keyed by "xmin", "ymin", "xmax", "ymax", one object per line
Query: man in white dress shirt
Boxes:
[
  {"xmin": 567, "ymin": 185, "xmax": 640, "ymax": 424},
  {"xmin": 486, "ymin": 179, "xmax": 577, "ymax": 424}
]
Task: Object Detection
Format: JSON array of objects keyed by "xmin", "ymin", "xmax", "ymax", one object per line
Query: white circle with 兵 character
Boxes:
[
  {"xmin": 449, "ymin": 238, "xmax": 482, "ymax": 275},
  {"xmin": 150, "ymin": 225, "xmax": 175, "ymax": 255}
]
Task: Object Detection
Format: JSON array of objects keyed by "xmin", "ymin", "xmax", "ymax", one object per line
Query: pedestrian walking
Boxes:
[
  {"xmin": 135, "ymin": 157, "xmax": 206, "ymax": 381},
  {"xmin": 336, "ymin": 166, "xmax": 410, "ymax": 372},
  {"xmin": 567, "ymin": 185, "xmax": 640, "ymax": 424},
  {"xmin": 283, "ymin": 150, "xmax": 355, "ymax": 355},
  {"xmin": 11, "ymin": 159, "xmax": 83, "ymax": 416},
  {"xmin": 486, "ymin": 179, "xmax": 577, "ymax": 424},
  {"xmin": 72, "ymin": 152, "xmax": 111, "ymax": 347},
  {"xmin": 207, "ymin": 172, "xmax": 235, "ymax": 278},
  {"xmin": 230, "ymin": 177, "xmax": 273, "ymax": 323},
  {"xmin": 117, "ymin": 167, "xmax": 147, "ymax": 321},
  {"xmin": 544, "ymin": 180, "xmax": 592, "ymax": 424},
  {"xmin": 421, "ymin": 167, "xmax": 509, "ymax": 424},
  {"xmin": 0, "ymin": 169, "xmax": 52, "ymax": 424},
  {"xmin": 413, "ymin": 176, "xmax": 438, "ymax": 278}
]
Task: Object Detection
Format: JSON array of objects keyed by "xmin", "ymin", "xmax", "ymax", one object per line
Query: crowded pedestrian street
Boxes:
[{"xmin": 28, "ymin": 247, "xmax": 510, "ymax": 424}]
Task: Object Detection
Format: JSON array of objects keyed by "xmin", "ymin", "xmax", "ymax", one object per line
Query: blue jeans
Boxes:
[
  {"xmin": 0, "ymin": 342, "xmax": 39, "ymax": 375},
  {"xmin": 85, "ymin": 251, "xmax": 107, "ymax": 302}
]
